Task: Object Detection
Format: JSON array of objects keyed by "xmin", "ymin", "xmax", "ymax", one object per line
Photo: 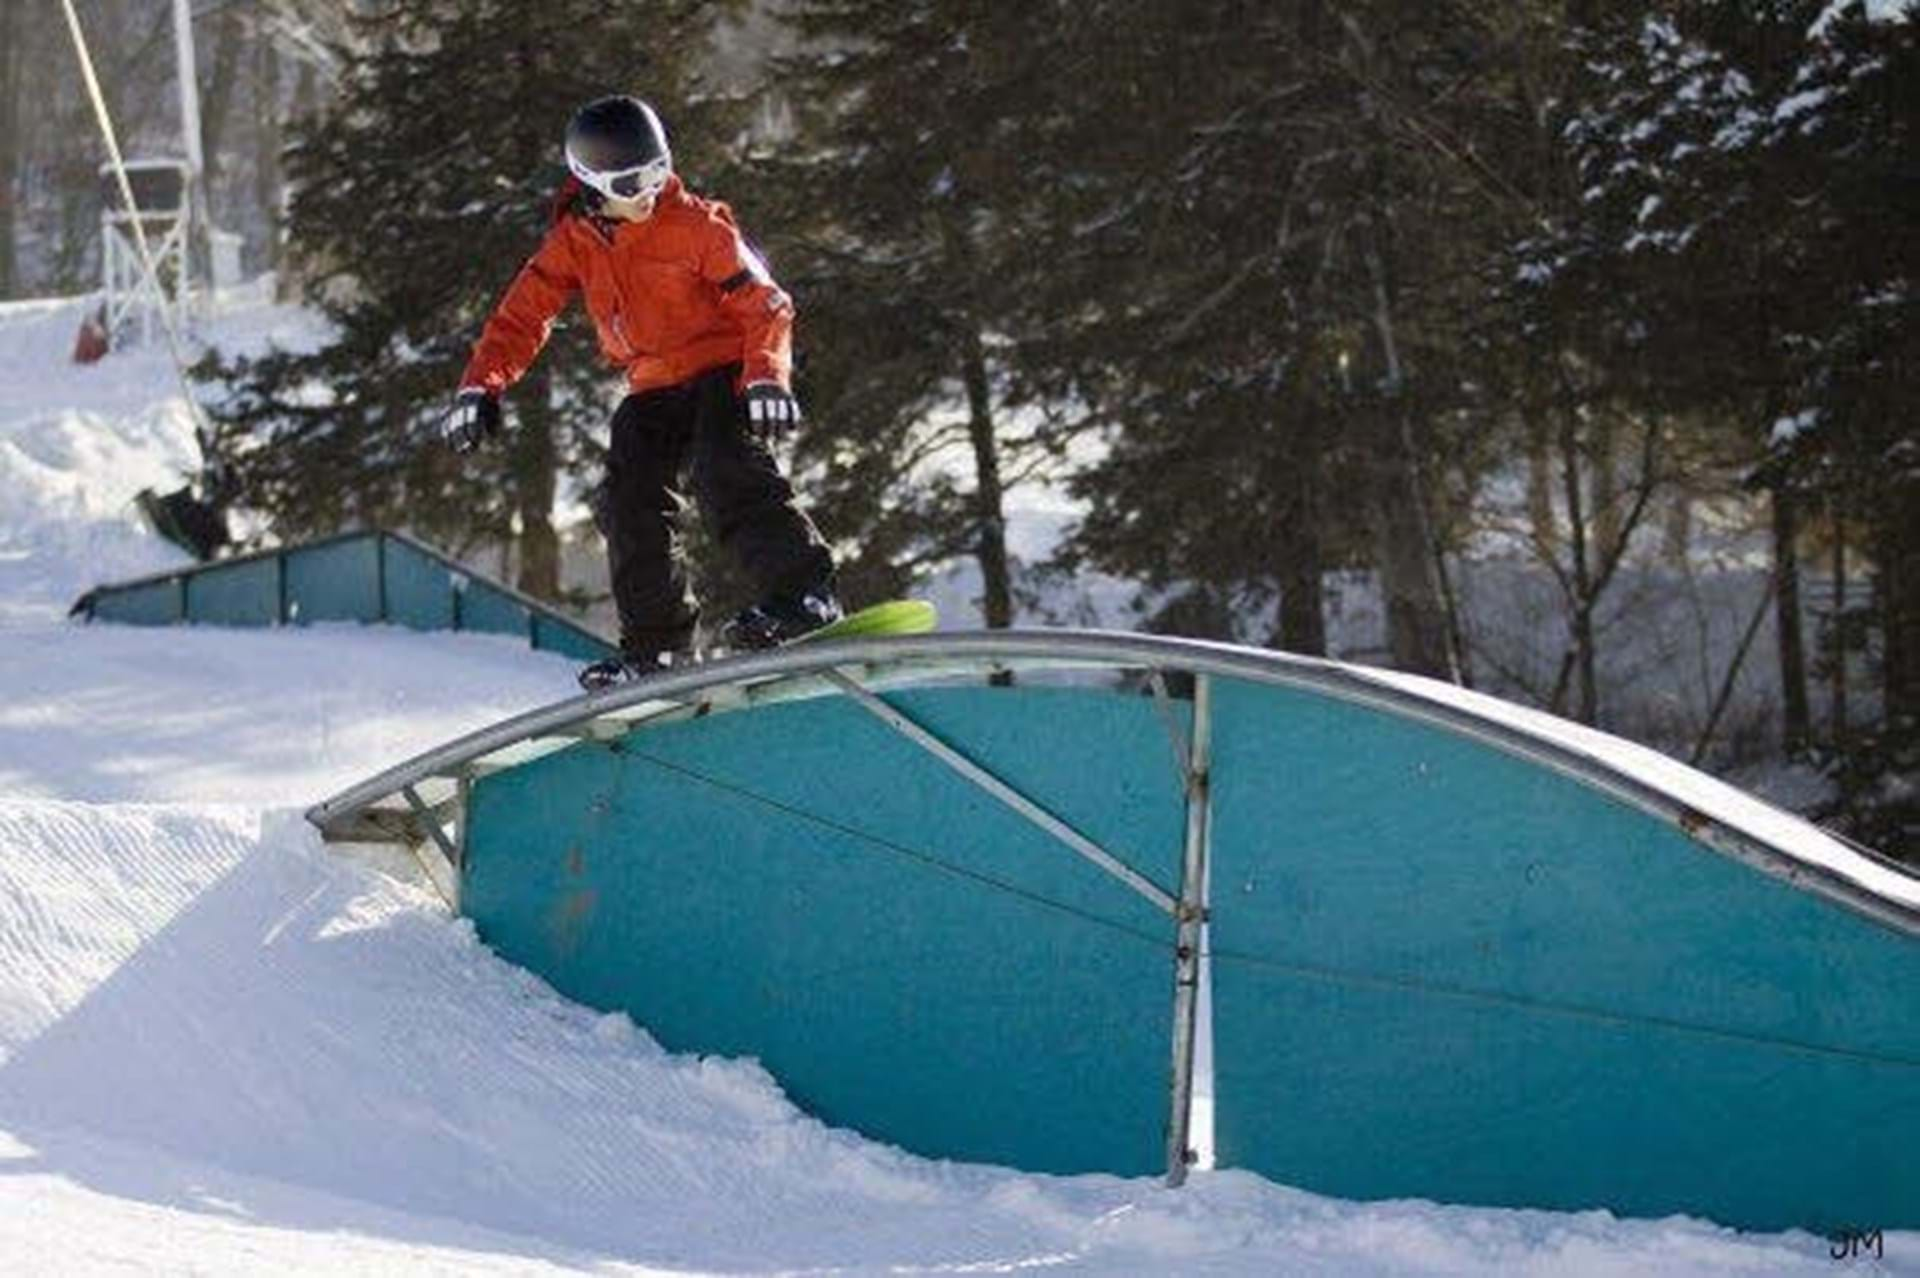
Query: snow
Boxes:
[
  {"xmin": 1810, "ymin": 0, "xmax": 1915, "ymax": 38},
  {"xmin": 0, "ymin": 289, "xmax": 1914, "ymax": 1273},
  {"xmin": 1770, "ymin": 408, "xmax": 1821, "ymax": 448},
  {"xmin": 1772, "ymin": 88, "xmax": 1832, "ymax": 125}
]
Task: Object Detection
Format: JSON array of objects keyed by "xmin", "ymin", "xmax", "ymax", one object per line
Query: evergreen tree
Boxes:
[
  {"xmin": 753, "ymin": 1, "xmax": 1104, "ymax": 626},
  {"xmin": 200, "ymin": 0, "xmax": 739, "ymax": 600},
  {"xmin": 1056, "ymin": 2, "xmax": 1528, "ymax": 669},
  {"xmin": 1517, "ymin": 2, "xmax": 1918, "ymax": 852}
]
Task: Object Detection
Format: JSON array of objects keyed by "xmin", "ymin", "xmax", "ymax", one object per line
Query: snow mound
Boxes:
[
  {"xmin": 0, "ymin": 800, "xmax": 1877, "ymax": 1275},
  {"xmin": 0, "ymin": 298, "xmax": 195, "ymax": 620},
  {"xmin": 0, "ymin": 804, "xmax": 1030, "ymax": 1268},
  {"xmin": 0, "ymin": 801, "xmax": 259, "ymax": 1060},
  {"xmin": 0, "ymin": 621, "xmax": 578, "ymax": 805}
]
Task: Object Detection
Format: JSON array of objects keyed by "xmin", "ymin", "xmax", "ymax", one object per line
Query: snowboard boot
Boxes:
[
  {"xmin": 720, "ymin": 587, "xmax": 844, "ymax": 651},
  {"xmin": 577, "ymin": 646, "xmax": 691, "ymax": 693}
]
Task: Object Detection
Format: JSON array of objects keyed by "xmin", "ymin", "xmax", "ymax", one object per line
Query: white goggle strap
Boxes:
[{"xmin": 566, "ymin": 148, "xmax": 669, "ymax": 201}]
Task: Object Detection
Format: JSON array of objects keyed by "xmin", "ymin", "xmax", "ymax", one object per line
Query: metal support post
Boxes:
[
  {"xmin": 401, "ymin": 784, "xmax": 461, "ymax": 909},
  {"xmin": 453, "ymin": 776, "xmax": 472, "ymax": 876},
  {"xmin": 375, "ymin": 534, "xmax": 389, "ymax": 622},
  {"xmin": 1164, "ymin": 673, "xmax": 1212, "ymax": 1186}
]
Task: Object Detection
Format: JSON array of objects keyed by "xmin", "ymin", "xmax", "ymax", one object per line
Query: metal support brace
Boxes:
[
  {"xmin": 1164, "ymin": 674, "xmax": 1213, "ymax": 1186},
  {"xmin": 400, "ymin": 784, "xmax": 462, "ymax": 909},
  {"xmin": 822, "ymin": 668, "xmax": 1178, "ymax": 915},
  {"xmin": 452, "ymin": 776, "xmax": 471, "ymax": 882},
  {"xmin": 401, "ymin": 784, "xmax": 459, "ymax": 863}
]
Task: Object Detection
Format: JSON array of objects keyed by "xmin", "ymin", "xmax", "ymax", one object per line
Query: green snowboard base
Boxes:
[{"xmin": 793, "ymin": 598, "xmax": 939, "ymax": 644}]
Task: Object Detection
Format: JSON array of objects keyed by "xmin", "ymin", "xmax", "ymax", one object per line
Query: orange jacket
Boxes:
[{"xmin": 460, "ymin": 175, "xmax": 793, "ymax": 397}]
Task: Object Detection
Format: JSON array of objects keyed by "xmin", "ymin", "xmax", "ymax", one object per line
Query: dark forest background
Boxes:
[{"xmin": 6, "ymin": 0, "xmax": 1915, "ymax": 859}]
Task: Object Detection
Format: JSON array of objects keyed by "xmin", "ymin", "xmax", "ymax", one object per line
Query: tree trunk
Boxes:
[
  {"xmin": 1873, "ymin": 482, "xmax": 1920, "ymax": 725},
  {"xmin": 1360, "ymin": 209, "xmax": 1456, "ymax": 681},
  {"xmin": 1772, "ymin": 484, "xmax": 1810, "ymax": 755},
  {"xmin": 959, "ymin": 322, "xmax": 1013, "ymax": 628},
  {"xmin": 1277, "ymin": 549, "xmax": 1326, "ymax": 653},
  {"xmin": 932, "ymin": 193, "xmax": 1014, "ymax": 631},
  {"xmin": 1830, "ymin": 505, "xmax": 1848, "ymax": 749},
  {"xmin": 0, "ymin": 0, "xmax": 20, "ymax": 296},
  {"xmin": 1374, "ymin": 450, "xmax": 1455, "ymax": 677},
  {"xmin": 1527, "ymin": 410, "xmax": 1558, "ymax": 560},
  {"xmin": 254, "ymin": 37, "xmax": 282, "ymax": 271},
  {"xmin": 275, "ymin": 59, "xmax": 317, "ymax": 299},
  {"xmin": 1661, "ymin": 490, "xmax": 1693, "ymax": 566},
  {"xmin": 1592, "ymin": 410, "xmax": 1621, "ymax": 563},
  {"xmin": 198, "ymin": 12, "xmax": 248, "ymax": 195},
  {"xmin": 1364, "ymin": 369, "xmax": 1455, "ymax": 678},
  {"xmin": 512, "ymin": 366, "xmax": 561, "ymax": 601},
  {"xmin": 1275, "ymin": 431, "xmax": 1326, "ymax": 654},
  {"xmin": 1559, "ymin": 413, "xmax": 1600, "ymax": 725}
]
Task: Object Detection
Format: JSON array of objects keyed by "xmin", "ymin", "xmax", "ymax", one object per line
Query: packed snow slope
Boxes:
[{"xmin": 0, "ymin": 292, "xmax": 1912, "ymax": 1274}]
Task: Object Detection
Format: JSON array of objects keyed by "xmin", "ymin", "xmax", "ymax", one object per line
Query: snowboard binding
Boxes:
[{"xmin": 719, "ymin": 589, "xmax": 844, "ymax": 651}]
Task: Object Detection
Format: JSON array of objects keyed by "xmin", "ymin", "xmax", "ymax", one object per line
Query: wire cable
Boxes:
[
  {"xmin": 1209, "ymin": 945, "xmax": 1920, "ymax": 1071},
  {"xmin": 613, "ymin": 743, "xmax": 1176, "ymax": 954},
  {"xmin": 58, "ymin": 0, "xmax": 219, "ymax": 452}
]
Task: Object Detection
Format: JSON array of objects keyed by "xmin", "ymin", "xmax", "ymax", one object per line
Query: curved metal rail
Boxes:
[{"xmin": 306, "ymin": 628, "xmax": 1920, "ymax": 939}]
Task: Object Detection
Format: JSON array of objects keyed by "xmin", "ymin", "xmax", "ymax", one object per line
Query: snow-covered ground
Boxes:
[{"xmin": 0, "ymin": 291, "xmax": 1911, "ymax": 1273}]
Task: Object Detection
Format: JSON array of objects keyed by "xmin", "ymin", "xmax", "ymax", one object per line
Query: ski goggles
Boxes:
[{"xmin": 566, "ymin": 147, "xmax": 671, "ymax": 203}]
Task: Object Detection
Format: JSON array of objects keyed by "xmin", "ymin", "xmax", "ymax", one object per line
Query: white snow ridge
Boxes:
[{"xmin": 0, "ymin": 292, "xmax": 1910, "ymax": 1272}]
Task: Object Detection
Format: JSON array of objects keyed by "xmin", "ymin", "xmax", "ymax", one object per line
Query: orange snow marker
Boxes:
[{"xmin": 72, "ymin": 305, "xmax": 109, "ymax": 364}]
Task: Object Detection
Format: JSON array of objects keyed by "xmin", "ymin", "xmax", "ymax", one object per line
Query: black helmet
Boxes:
[{"xmin": 565, "ymin": 96, "xmax": 672, "ymax": 200}]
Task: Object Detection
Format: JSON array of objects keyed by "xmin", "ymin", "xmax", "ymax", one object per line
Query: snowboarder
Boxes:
[{"xmin": 443, "ymin": 94, "xmax": 839, "ymax": 690}]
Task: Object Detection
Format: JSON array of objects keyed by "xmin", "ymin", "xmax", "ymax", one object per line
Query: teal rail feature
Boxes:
[
  {"xmin": 71, "ymin": 528, "xmax": 615, "ymax": 663},
  {"xmin": 306, "ymin": 631, "xmax": 1920, "ymax": 1231}
]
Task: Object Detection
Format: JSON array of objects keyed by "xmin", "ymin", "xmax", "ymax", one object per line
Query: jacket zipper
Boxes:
[
  {"xmin": 586, "ymin": 214, "xmax": 656, "ymax": 367},
  {"xmin": 591, "ymin": 221, "xmax": 637, "ymax": 360}
]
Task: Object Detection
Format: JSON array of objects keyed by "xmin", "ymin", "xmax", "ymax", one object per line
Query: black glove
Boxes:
[
  {"xmin": 442, "ymin": 388, "xmax": 501, "ymax": 454},
  {"xmin": 743, "ymin": 381, "xmax": 802, "ymax": 441}
]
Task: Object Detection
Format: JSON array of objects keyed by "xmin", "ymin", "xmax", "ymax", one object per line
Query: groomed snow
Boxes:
[
  {"xmin": 0, "ymin": 292, "xmax": 1913, "ymax": 1273},
  {"xmin": 0, "ymin": 806, "xmax": 1882, "ymax": 1275}
]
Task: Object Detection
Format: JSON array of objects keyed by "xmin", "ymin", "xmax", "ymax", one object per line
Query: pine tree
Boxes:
[
  {"xmin": 200, "ymin": 0, "xmax": 740, "ymax": 600},
  {"xmin": 1519, "ymin": 2, "xmax": 1918, "ymax": 851},
  {"xmin": 751, "ymin": 1, "xmax": 1102, "ymax": 627},
  {"xmin": 1055, "ymin": 2, "xmax": 1526, "ymax": 669}
]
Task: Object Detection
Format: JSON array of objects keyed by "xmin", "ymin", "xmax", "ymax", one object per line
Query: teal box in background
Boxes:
[{"xmin": 74, "ymin": 529, "xmax": 613, "ymax": 662}]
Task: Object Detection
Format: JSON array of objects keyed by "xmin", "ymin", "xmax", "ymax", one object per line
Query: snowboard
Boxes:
[
  {"xmin": 791, "ymin": 598, "xmax": 938, "ymax": 644},
  {"xmin": 579, "ymin": 600, "xmax": 937, "ymax": 692}
]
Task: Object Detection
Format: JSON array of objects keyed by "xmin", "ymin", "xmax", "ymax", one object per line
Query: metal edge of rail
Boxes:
[{"xmin": 303, "ymin": 628, "xmax": 1920, "ymax": 941}]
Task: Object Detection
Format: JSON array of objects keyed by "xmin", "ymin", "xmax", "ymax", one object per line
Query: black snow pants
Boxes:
[{"xmin": 600, "ymin": 363, "xmax": 833, "ymax": 656}]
